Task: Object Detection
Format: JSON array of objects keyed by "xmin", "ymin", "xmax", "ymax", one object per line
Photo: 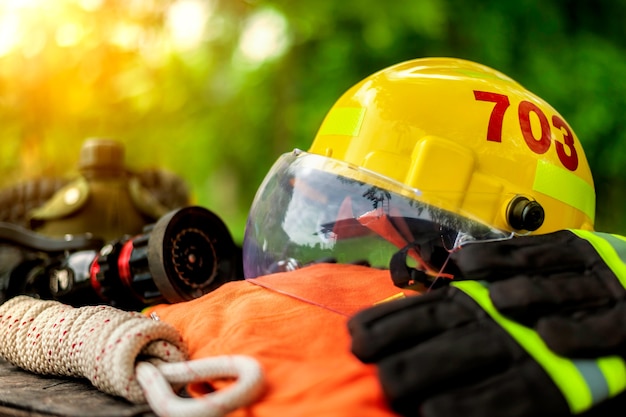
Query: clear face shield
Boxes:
[{"xmin": 242, "ymin": 150, "xmax": 511, "ymax": 290}]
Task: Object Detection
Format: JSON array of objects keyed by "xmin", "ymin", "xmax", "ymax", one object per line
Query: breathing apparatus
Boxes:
[
  {"xmin": 0, "ymin": 205, "xmax": 241, "ymax": 310},
  {"xmin": 0, "ymin": 138, "xmax": 241, "ymax": 309}
]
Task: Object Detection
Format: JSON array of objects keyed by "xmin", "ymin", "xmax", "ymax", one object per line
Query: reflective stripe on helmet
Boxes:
[
  {"xmin": 317, "ymin": 107, "xmax": 365, "ymax": 137},
  {"xmin": 533, "ymin": 160, "xmax": 596, "ymax": 222},
  {"xmin": 452, "ymin": 280, "xmax": 626, "ymax": 414}
]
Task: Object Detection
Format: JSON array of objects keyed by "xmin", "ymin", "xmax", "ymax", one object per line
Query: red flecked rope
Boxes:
[
  {"xmin": 0, "ymin": 295, "xmax": 187, "ymax": 403},
  {"xmin": 0, "ymin": 296, "xmax": 265, "ymax": 416}
]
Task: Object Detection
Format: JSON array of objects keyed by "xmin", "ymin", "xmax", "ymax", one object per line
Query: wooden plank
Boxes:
[{"xmin": 0, "ymin": 359, "xmax": 154, "ymax": 417}]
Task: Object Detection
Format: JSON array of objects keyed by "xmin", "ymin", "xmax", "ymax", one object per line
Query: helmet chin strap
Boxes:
[
  {"xmin": 353, "ymin": 206, "xmax": 456, "ymax": 290},
  {"xmin": 389, "ymin": 240, "xmax": 455, "ymax": 292}
]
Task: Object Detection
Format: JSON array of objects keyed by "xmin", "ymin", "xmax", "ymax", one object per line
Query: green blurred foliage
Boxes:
[{"xmin": 0, "ymin": 0, "xmax": 625, "ymax": 241}]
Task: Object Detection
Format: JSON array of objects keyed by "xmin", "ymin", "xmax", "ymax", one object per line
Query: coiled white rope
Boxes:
[{"xmin": 0, "ymin": 296, "xmax": 265, "ymax": 417}]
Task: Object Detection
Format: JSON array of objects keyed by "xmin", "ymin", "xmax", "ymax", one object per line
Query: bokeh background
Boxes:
[{"xmin": 0, "ymin": 0, "xmax": 624, "ymax": 242}]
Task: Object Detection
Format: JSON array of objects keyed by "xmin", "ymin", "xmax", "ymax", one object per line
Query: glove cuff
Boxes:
[{"xmin": 453, "ymin": 280, "xmax": 626, "ymax": 414}]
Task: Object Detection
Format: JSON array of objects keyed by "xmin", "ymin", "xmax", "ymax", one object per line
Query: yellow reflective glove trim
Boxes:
[
  {"xmin": 452, "ymin": 280, "xmax": 623, "ymax": 414},
  {"xmin": 597, "ymin": 357, "xmax": 626, "ymax": 397},
  {"xmin": 569, "ymin": 229, "xmax": 626, "ymax": 289},
  {"xmin": 568, "ymin": 229, "xmax": 626, "ymax": 397}
]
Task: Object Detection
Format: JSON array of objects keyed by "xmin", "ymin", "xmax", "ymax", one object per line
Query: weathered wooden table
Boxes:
[{"xmin": 0, "ymin": 359, "xmax": 154, "ymax": 417}]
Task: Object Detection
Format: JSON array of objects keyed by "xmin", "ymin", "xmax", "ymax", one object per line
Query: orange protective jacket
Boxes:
[{"xmin": 145, "ymin": 263, "xmax": 418, "ymax": 417}]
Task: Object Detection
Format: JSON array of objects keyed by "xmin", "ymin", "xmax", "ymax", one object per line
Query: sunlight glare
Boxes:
[
  {"xmin": 21, "ymin": 28, "xmax": 46, "ymax": 58},
  {"xmin": 2, "ymin": 0, "xmax": 44, "ymax": 8},
  {"xmin": 111, "ymin": 22, "xmax": 142, "ymax": 51},
  {"xmin": 0, "ymin": 13, "xmax": 21, "ymax": 57},
  {"xmin": 56, "ymin": 22, "xmax": 84, "ymax": 47},
  {"xmin": 77, "ymin": 0, "xmax": 104, "ymax": 12},
  {"xmin": 238, "ymin": 8, "xmax": 289, "ymax": 64},
  {"xmin": 166, "ymin": 0, "xmax": 210, "ymax": 50}
]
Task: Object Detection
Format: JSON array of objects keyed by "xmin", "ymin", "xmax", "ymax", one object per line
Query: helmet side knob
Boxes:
[{"xmin": 507, "ymin": 196, "xmax": 545, "ymax": 231}]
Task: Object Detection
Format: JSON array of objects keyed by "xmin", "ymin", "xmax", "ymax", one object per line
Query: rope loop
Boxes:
[
  {"xmin": 0, "ymin": 296, "xmax": 264, "ymax": 416},
  {"xmin": 137, "ymin": 355, "xmax": 265, "ymax": 417}
]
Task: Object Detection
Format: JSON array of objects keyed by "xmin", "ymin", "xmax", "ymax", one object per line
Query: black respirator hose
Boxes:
[{"xmin": 0, "ymin": 222, "xmax": 104, "ymax": 253}]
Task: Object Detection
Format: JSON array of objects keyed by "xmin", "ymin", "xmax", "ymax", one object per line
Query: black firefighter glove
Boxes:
[
  {"xmin": 348, "ymin": 229, "xmax": 626, "ymax": 417},
  {"xmin": 450, "ymin": 229, "xmax": 626, "ymax": 358}
]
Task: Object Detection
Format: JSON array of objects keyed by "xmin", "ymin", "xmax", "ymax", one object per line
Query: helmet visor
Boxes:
[{"xmin": 242, "ymin": 150, "xmax": 510, "ymax": 285}]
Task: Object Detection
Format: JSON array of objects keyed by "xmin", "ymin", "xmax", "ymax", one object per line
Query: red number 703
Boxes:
[{"xmin": 473, "ymin": 90, "xmax": 578, "ymax": 171}]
